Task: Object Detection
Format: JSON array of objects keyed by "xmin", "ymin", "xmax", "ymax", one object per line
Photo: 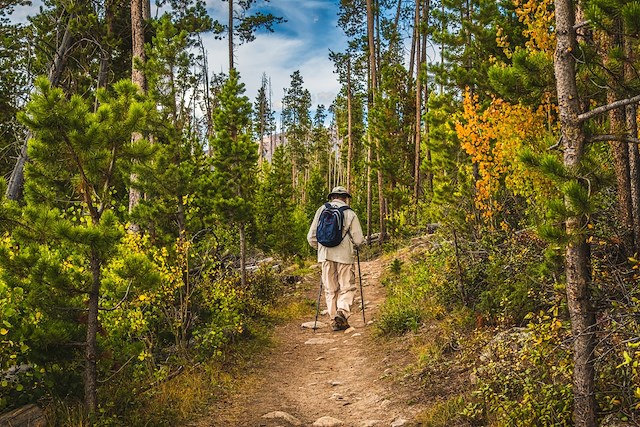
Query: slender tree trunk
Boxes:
[
  {"xmin": 604, "ymin": 23, "xmax": 634, "ymax": 253},
  {"xmin": 367, "ymin": 0, "xmax": 386, "ymax": 243},
  {"xmin": 228, "ymin": 0, "xmax": 234, "ymax": 70},
  {"xmin": 5, "ymin": 18, "xmax": 73, "ymax": 201},
  {"xmin": 239, "ymin": 223, "xmax": 247, "ymax": 287},
  {"xmin": 423, "ymin": 0, "xmax": 433, "ymax": 197},
  {"xmin": 346, "ymin": 58, "xmax": 353, "ymax": 191},
  {"xmin": 128, "ymin": 0, "xmax": 147, "ymax": 222},
  {"xmin": 85, "ymin": 248, "xmax": 101, "ymax": 414},
  {"xmin": 625, "ymin": 32, "xmax": 640, "ymax": 255},
  {"xmin": 413, "ymin": 0, "xmax": 422, "ymax": 213},
  {"xmin": 96, "ymin": 0, "xmax": 114, "ymax": 93},
  {"xmin": 554, "ymin": 0, "xmax": 597, "ymax": 425},
  {"xmin": 628, "ymin": 103, "xmax": 640, "ymax": 255}
]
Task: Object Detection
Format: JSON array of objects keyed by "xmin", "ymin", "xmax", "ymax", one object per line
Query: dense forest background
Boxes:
[{"xmin": 2, "ymin": 0, "xmax": 640, "ymax": 425}]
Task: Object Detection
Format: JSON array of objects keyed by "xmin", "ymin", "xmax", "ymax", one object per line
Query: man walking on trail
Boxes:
[{"xmin": 307, "ymin": 186, "xmax": 365, "ymax": 331}]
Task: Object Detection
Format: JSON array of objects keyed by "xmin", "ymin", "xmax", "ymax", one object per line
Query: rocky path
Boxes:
[{"xmin": 190, "ymin": 256, "xmax": 425, "ymax": 427}]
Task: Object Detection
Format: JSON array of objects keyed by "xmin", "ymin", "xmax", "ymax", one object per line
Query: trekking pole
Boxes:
[
  {"xmin": 313, "ymin": 278, "xmax": 323, "ymax": 333},
  {"xmin": 356, "ymin": 246, "xmax": 366, "ymax": 325}
]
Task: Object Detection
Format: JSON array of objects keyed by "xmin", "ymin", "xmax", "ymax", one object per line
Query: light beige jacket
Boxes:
[{"xmin": 307, "ymin": 200, "xmax": 365, "ymax": 264}]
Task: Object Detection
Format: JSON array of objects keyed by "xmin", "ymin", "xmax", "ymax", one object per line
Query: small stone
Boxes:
[
  {"xmin": 328, "ymin": 380, "xmax": 344, "ymax": 386},
  {"xmin": 391, "ymin": 418, "xmax": 408, "ymax": 427},
  {"xmin": 305, "ymin": 337, "xmax": 335, "ymax": 345},
  {"xmin": 361, "ymin": 421, "xmax": 383, "ymax": 427},
  {"xmin": 302, "ymin": 321, "xmax": 327, "ymax": 329},
  {"xmin": 315, "ymin": 356, "xmax": 325, "ymax": 361},
  {"xmin": 262, "ymin": 411, "xmax": 302, "ymax": 426},
  {"xmin": 344, "ymin": 327, "xmax": 356, "ymax": 334},
  {"xmin": 313, "ymin": 416, "xmax": 343, "ymax": 426},
  {"xmin": 352, "ymin": 333, "xmax": 362, "ymax": 337}
]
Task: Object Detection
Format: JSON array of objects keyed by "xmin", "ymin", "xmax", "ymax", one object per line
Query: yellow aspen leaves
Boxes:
[
  {"xmin": 513, "ymin": 0, "xmax": 556, "ymax": 54},
  {"xmin": 456, "ymin": 88, "xmax": 555, "ymax": 222}
]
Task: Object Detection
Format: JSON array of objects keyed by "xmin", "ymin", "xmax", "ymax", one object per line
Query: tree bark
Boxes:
[
  {"xmin": 239, "ymin": 223, "xmax": 247, "ymax": 287},
  {"xmin": 624, "ymin": 30, "xmax": 640, "ymax": 255},
  {"xmin": 627, "ymin": 104, "xmax": 640, "ymax": 255},
  {"xmin": 346, "ymin": 57, "xmax": 353, "ymax": 192},
  {"xmin": 5, "ymin": 18, "xmax": 73, "ymax": 201},
  {"xmin": 366, "ymin": 0, "xmax": 386, "ymax": 243},
  {"xmin": 229, "ymin": 0, "xmax": 234, "ymax": 70},
  {"xmin": 413, "ymin": 0, "xmax": 422, "ymax": 212},
  {"xmin": 85, "ymin": 248, "xmax": 102, "ymax": 414},
  {"xmin": 422, "ymin": 0, "xmax": 433, "ymax": 197},
  {"xmin": 128, "ymin": 0, "xmax": 148, "ymax": 223},
  {"xmin": 604, "ymin": 24, "xmax": 634, "ymax": 253},
  {"xmin": 554, "ymin": 0, "xmax": 597, "ymax": 425}
]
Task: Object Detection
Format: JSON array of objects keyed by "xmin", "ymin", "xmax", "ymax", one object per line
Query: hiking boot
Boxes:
[
  {"xmin": 334, "ymin": 311, "xmax": 350, "ymax": 331},
  {"xmin": 330, "ymin": 320, "xmax": 341, "ymax": 331}
]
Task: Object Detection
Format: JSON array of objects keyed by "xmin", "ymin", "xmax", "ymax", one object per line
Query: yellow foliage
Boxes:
[
  {"xmin": 513, "ymin": 0, "xmax": 556, "ymax": 55},
  {"xmin": 456, "ymin": 88, "xmax": 556, "ymax": 224}
]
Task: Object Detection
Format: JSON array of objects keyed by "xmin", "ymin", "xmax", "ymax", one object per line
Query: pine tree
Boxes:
[
  {"xmin": 253, "ymin": 73, "xmax": 276, "ymax": 164},
  {"xmin": 208, "ymin": 69, "xmax": 257, "ymax": 287},
  {"xmin": 4, "ymin": 77, "xmax": 150, "ymax": 414},
  {"xmin": 281, "ymin": 70, "xmax": 312, "ymax": 196}
]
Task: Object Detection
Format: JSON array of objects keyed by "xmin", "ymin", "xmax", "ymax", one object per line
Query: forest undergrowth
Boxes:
[{"xmin": 375, "ymin": 223, "xmax": 640, "ymax": 426}]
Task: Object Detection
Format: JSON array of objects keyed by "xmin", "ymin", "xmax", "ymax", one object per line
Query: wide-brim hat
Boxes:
[{"xmin": 327, "ymin": 186, "xmax": 351, "ymax": 199}]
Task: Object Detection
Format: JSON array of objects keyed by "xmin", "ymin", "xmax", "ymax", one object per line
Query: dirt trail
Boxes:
[{"xmin": 190, "ymin": 255, "xmax": 426, "ymax": 427}]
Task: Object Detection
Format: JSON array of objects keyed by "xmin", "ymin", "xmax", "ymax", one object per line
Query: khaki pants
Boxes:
[{"xmin": 321, "ymin": 260, "xmax": 356, "ymax": 320}]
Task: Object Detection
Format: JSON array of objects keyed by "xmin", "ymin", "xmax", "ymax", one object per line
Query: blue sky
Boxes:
[
  {"xmin": 203, "ymin": 0, "xmax": 348, "ymax": 113},
  {"xmin": 10, "ymin": 0, "xmax": 349, "ymax": 121}
]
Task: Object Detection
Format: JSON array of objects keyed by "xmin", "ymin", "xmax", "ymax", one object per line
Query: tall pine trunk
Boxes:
[
  {"xmin": 239, "ymin": 223, "xmax": 247, "ymax": 287},
  {"xmin": 625, "ymin": 34, "xmax": 640, "ymax": 255},
  {"xmin": 554, "ymin": 0, "xmax": 597, "ymax": 425},
  {"xmin": 413, "ymin": 0, "xmax": 422, "ymax": 213},
  {"xmin": 128, "ymin": 0, "xmax": 147, "ymax": 223},
  {"xmin": 228, "ymin": 0, "xmax": 234, "ymax": 70},
  {"xmin": 366, "ymin": 0, "xmax": 386, "ymax": 243},
  {"xmin": 85, "ymin": 248, "xmax": 102, "ymax": 414},
  {"xmin": 605, "ymin": 23, "xmax": 634, "ymax": 253},
  {"xmin": 627, "ymin": 102, "xmax": 640, "ymax": 254},
  {"xmin": 346, "ymin": 58, "xmax": 353, "ymax": 192}
]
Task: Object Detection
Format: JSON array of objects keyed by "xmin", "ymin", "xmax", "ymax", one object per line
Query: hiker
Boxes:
[{"xmin": 307, "ymin": 186, "xmax": 365, "ymax": 331}]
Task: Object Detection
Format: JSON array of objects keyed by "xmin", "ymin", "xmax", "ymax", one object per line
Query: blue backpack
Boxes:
[{"xmin": 317, "ymin": 203, "xmax": 351, "ymax": 247}]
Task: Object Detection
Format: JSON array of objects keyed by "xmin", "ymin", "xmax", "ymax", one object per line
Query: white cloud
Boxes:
[{"xmin": 12, "ymin": 0, "xmax": 348, "ymax": 122}]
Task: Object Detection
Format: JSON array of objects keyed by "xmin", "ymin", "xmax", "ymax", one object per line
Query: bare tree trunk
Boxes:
[
  {"xmin": 128, "ymin": 0, "xmax": 147, "ymax": 223},
  {"xmin": 367, "ymin": 0, "xmax": 386, "ymax": 243},
  {"xmin": 366, "ymin": 143, "xmax": 372, "ymax": 245},
  {"xmin": 625, "ymin": 31, "xmax": 640, "ymax": 255},
  {"xmin": 413, "ymin": 0, "xmax": 422, "ymax": 213},
  {"xmin": 228, "ymin": 0, "xmax": 234, "ymax": 70},
  {"xmin": 554, "ymin": 0, "xmax": 597, "ymax": 425},
  {"xmin": 85, "ymin": 248, "xmax": 101, "ymax": 414},
  {"xmin": 5, "ymin": 18, "xmax": 73, "ymax": 201},
  {"xmin": 422, "ymin": 0, "xmax": 433, "ymax": 197},
  {"xmin": 346, "ymin": 58, "xmax": 353, "ymax": 191},
  {"xmin": 239, "ymin": 223, "xmax": 247, "ymax": 287},
  {"xmin": 604, "ymin": 22, "xmax": 634, "ymax": 253},
  {"xmin": 628, "ymin": 104, "xmax": 640, "ymax": 254}
]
